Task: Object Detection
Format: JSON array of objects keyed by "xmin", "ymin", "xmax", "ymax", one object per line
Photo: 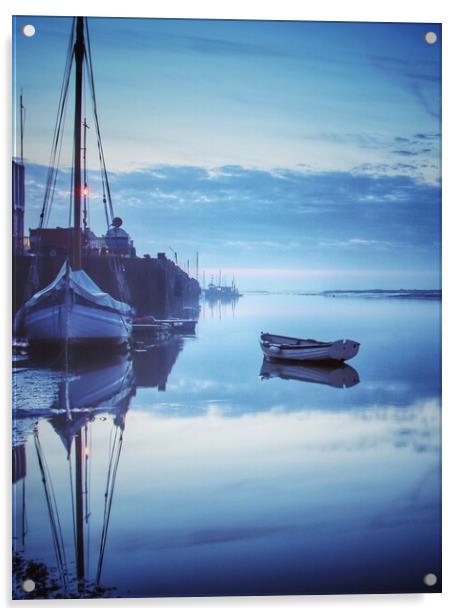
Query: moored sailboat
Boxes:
[
  {"xmin": 21, "ymin": 260, "xmax": 132, "ymax": 347},
  {"xmin": 21, "ymin": 17, "xmax": 132, "ymax": 348}
]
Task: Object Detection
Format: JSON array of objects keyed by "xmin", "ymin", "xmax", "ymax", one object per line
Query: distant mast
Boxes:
[
  {"xmin": 20, "ymin": 91, "xmax": 25, "ymax": 164},
  {"xmin": 72, "ymin": 17, "xmax": 85, "ymax": 270}
]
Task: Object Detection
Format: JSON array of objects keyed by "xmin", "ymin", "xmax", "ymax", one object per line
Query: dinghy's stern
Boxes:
[{"xmin": 329, "ymin": 339, "xmax": 360, "ymax": 361}]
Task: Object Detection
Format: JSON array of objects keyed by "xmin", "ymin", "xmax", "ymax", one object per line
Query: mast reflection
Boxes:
[
  {"xmin": 13, "ymin": 350, "xmax": 136, "ymax": 597},
  {"xmin": 13, "ymin": 332, "xmax": 189, "ymax": 598},
  {"xmin": 202, "ymin": 295, "xmax": 239, "ymax": 320}
]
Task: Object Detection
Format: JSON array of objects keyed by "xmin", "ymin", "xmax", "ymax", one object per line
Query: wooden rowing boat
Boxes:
[{"xmin": 260, "ymin": 332, "xmax": 360, "ymax": 362}]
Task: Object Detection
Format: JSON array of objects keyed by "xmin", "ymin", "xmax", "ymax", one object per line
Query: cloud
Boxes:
[
  {"xmin": 300, "ymin": 132, "xmax": 438, "ymax": 180},
  {"xmin": 318, "ymin": 238, "xmax": 392, "ymax": 249},
  {"xmin": 23, "ymin": 162, "xmax": 441, "ymax": 290},
  {"xmin": 91, "ymin": 19, "xmax": 322, "ymax": 65},
  {"xmin": 414, "ymin": 133, "xmax": 439, "ymax": 140},
  {"xmin": 369, "ymin": 54, "xmax": 440, "ymax": 119},
  {"xmin": 149, "ymin": 524, "xmax": 292, "ymax": 550},
  {"xmin": 392, "ymin": 150, "xmax": 418, "ymax": 157}
]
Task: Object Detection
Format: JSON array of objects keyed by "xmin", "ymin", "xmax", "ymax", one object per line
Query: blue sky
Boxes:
[{"xmin": 13, "ymin": 17, "xmax": 441, "ymax": 290}]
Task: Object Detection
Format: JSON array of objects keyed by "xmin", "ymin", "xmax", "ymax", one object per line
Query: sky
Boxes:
[{"xmin": 13, "ymin": 16, "xmax": 441, "ymax": 291}]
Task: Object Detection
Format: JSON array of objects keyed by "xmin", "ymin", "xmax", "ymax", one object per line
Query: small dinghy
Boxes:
[{"xmin": 260, "ymin": 332, "xmax": 360, "ymax": 362}]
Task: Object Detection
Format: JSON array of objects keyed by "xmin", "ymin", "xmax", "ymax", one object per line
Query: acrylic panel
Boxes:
[{"xmin": 12, "ymin": 16, "xmax": 441, "ymax": 599}]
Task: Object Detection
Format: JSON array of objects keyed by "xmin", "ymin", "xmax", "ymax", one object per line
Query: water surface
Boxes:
[{"xmin": 12, "ymin": 293, "xmax": 441, "ymax": 597}]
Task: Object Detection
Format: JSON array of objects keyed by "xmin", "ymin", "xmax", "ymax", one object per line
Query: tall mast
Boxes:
[{"xmin": 72, "ymin": 17, "xmax": 85, "ymax": 270}]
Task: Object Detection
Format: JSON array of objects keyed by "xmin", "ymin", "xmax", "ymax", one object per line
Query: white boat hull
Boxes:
[
  {"xmin": 19, "ymin": 262, "xmax": 133, "ymax": 347},
  {"xmin": 260, "ymin": 334, "xmax": 360, "ymax": 362},
  {"xmin": 25, "ymin": 302, "xmax": 132, "ymax": 346}
]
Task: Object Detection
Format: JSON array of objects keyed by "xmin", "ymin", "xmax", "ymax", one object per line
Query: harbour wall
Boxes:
[{"xmin": 13, "ymin": 253, "xmax": 201, "ymax": 321}]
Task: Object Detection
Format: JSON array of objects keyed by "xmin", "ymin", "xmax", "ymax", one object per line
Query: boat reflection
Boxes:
[
  {"xmin": 202, "ymin": 295, "xmax": 239, "ymax": 320},
  {"xmin": 12, "ymin": 350, "xmax": 136, "ymax": 598},
  {"xmin": 133, "ymin": 334, "xmax": 184, "ymax": 391},
  {"xmin": 12, "ymin": 332, "xmax": 189, "ymax": 598},
  {"xmin": 55, "ymin": 353, "xmax": 135, "ymax": 417},
  {"xmin": 260, "ymin": 358, "xmax": 360, "ymax": 388}
]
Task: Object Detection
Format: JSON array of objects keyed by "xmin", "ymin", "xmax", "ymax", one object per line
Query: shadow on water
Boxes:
[{"xmin": 12, "ymin": 334, "xmax": 186, "ymax": 599}]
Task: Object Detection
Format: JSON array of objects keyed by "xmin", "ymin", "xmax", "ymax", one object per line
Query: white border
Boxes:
[{"xmin": 2, "ymin": 1, "xmax": 460, "ymax": 614}]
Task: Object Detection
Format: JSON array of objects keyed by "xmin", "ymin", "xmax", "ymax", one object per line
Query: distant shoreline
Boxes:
[{"xmin": 243, "ymin": 289, "xmax": 442, "ymax": 300}]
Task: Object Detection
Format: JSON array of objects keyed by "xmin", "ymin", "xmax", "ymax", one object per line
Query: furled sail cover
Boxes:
[{"xmin": 23, "ymin": 261, "xmax": 132, "ymax": 316}]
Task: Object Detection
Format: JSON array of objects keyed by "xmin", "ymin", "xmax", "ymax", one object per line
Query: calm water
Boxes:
[{"xmin": 12, "ymin": 293, "xmax": 441, "ymax": 598}]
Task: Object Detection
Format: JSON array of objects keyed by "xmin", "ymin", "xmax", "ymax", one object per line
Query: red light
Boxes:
[{"xmin": 83, "ymin": 185, "xmax": 89, "ymax": 197}]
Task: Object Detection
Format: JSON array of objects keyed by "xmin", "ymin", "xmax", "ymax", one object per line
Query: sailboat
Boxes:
[
  {"xmin": 21, "ymin": 17, "xmax": 132, "ymax": 348},
  {"xmin": 22, "ymin": 260, "xmax": 132, "ymax": 347}
]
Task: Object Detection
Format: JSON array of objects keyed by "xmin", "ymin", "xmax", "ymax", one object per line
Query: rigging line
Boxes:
[
  {"xmin": 64, "ymin": 326, "xmax": 71, "ymax": 417},
  {"xmin": 97, "ymin": 426, "xmax": 120, "ymax": 575},
  {"xmin": 83, "ymin": 51, "xmax": 111, "ymax": 229},
  {"xmin": 107, "ymin": 422, "xmax": 115, "ymax": 464},
  {"xmin": 39, "ymin": 422, "xmax": 71, "ymax": 577},
  {"xmin": 84, "ymin": 20, "xmax": 115, "ymax": 224},
  {"xmin": 44, "ymin": 86, "xmax": 71, "ymax": 229},
  {"xmin": 83, "ymin": 78, "xmax": 88, "ymax": 231},
  {"xmin": 83, "ymin": 83, "xmax": 92, "ymax": 231},
  {"xmin": 68, "ymin": 150, "xmax": 75, "ymax": 227},
  {"xmin": 22, "ymin": 477, "xmax": 28, "ymax": 548},
  {"xmin": 68, "ymin": 449, "xmax": 77, "ymax": 560},
  {"xmin": 84, "ymin": 51, "xmax": 110, "ymax": 229},
  {"xmin": 95, "ymin": 367, "xmax": 133, "ymax": 582},
  {"xmin": 96, "ymin": 429, "xmax": 124, "ymax": 584},
  {"xmin": 40, "ymin": 19, "xmax": 76, "ymax": 228},
  {"xmin": 39, "ymin": 24, "xmax": 74, "ymax": 227},
  {"xmin": 83, "ymin": 120, "xmax": 89, "ymax": 232},
  {"xmin": 81, "ymin": 42, "xmax": 111, "ymax": 232},
  {"xmin": 84, "ymin": 424, "xmax": 91, "ymax": 577},
  {"xmin": 34, "ymin": 429, "xmax": 69, "ymax": 592},
  {"xmin": 109, "ymin": 255, "xmax": 130, "ymax": 307},
  {"xmin": 84, "ymin": 426, "xmax": 89, "ymax": 522},
  {"xmin": 42, "ymin": 69, "xmax": 72, "ymax": 229},
  {"xmin": 34, "ymin": 432, "xmax": 64, "ymax": 575},
  {"xmin": 101, "ymin": 432, "xmax": 124, "ymax": 560},
  {"xmin": 39, "ymin": 434, "xmax": 69, "ymax": 573}
]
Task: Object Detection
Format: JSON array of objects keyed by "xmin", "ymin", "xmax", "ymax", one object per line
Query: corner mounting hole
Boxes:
[
  {"xmin": 22, "ymin": 24, "xmax": 36, "ymax": 37},
  {"xmin": 425, "ymin": 31, "xmax": 437, "ymax": 45},
  {"xmin": 423, "ymin": 573, "xmax": 437, "ymax": 587},
  {"xmin": 22, "ymin": 578, "xmax": 35, "ymax": 593}
]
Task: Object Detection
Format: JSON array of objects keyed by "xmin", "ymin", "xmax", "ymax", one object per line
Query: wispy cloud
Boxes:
[
  {"xmin": 369, "ymin": 54, "xmax": 440, "ymax": 119},
  {"xmin": 318, "ymin": 238, "xmax": 392, "ymax": 250}
]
